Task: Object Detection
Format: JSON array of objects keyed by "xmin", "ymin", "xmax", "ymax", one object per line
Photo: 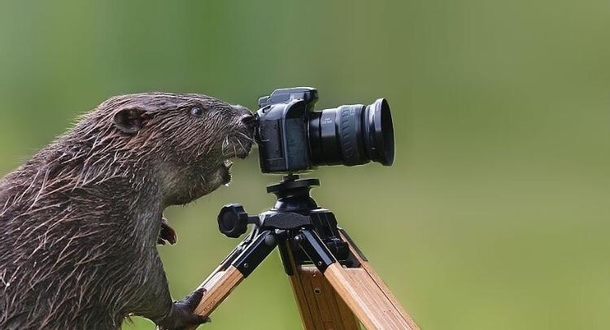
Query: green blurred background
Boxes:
[{"xmin": 1, "ymin": 1, "xmax": 608, "ymax": 329}]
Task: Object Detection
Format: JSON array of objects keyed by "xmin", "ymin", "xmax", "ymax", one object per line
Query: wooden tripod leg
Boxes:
[
  {"xmin": 184, "ymin": 229, "xmax": 278, "ymax": 330},
  {"xmin": 285, "ymin": 243, "xmax": 361, "ymax": 330},
  {"xmin": 324, "ymin": 264, "xmax": 419, "ymax": 330},
  {"xmin": 191, "ymin": 265, "xmax": 244, "ymax": 317},
  {"xmin": 182, "ymin": 265, "xmax": 246, "ymax": 330},
  {"xmin": 186, "ymin": 265, "xmax": 245, "ymax": 330},
  {"xmin": 339, "ymin": 230, "xmax": 419, "ymax": 330},
  {"xmin": 286, "ymin": 230, "xmax": 420, "ymax": 330},
  {"xmin": 320, "ymin": 230, "xmax": 420, "ymax": 330}
]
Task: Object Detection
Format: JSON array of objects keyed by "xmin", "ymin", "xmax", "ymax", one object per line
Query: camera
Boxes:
[{"xmin": 254, "ymin": 87, "xmax": 394, "ymax": 173}]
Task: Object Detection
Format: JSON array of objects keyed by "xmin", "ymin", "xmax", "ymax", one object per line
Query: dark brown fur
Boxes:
[{"xmin": 0, "ymin": 93, "xmax": 254, "ymax": 329}]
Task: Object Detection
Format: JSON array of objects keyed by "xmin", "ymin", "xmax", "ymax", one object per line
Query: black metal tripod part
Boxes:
[{"xmin": 216, "ymin": 175, "xmax": 363, "ymax": 278}]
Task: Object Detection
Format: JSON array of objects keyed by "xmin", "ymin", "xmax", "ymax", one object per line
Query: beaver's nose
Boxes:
[{"xmin": 240, "ymin": 113, "xmax": 257, "ymax": 129}]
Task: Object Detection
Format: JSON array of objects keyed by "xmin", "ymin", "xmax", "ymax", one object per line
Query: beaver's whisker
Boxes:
[
  {"xmin": 236, "ymin": 138, "xmax": 245, "ymax": 153},
  {"xmin": 235, "ymin": 131, "xmax": 255, "ymax": 143}
]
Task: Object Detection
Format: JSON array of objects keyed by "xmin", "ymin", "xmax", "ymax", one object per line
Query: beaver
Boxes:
[{"xmin": 0, "ymin": 92, "xmax": 255, "ymax": 329}]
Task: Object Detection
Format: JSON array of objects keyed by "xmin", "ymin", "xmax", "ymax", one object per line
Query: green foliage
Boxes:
[{"xmin": 0, "ymin": 0, "xmax": 608, "ymax": 329}]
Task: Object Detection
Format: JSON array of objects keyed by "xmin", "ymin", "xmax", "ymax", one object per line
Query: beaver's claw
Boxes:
[
  {"xmin": 158, "ymin": 216, "xmax": 177, "ymax": 245},
  {"xmin": 155, "ymin": 288, "xmax": 209, "ymax": 330}
]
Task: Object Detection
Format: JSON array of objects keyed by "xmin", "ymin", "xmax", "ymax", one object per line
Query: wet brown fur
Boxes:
[{"xmin": 0, "ymin": 92, "xmax": 254, "ymax": 329}]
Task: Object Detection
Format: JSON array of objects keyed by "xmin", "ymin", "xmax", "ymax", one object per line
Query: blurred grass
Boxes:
[{"xmin": 1, "ymin": 0, "xmax": 609, "ymax": 329}]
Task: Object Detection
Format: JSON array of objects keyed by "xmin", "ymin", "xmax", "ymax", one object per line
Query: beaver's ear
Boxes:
[{"xmin": 113, "ymin": 108, "xmax": 148, "ymax": 134}]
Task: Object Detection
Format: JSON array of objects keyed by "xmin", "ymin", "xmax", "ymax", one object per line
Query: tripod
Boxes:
[{"xmin": 186, "ymin": 175, "xmax": 419, "ymax": 330}]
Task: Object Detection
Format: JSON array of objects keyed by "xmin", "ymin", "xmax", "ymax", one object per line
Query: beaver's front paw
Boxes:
[
  {"xmin": 157, "ymin": 216, "xmax": 177, "ymax": 245},
  {"xmin": 155, "ymin": 288, "xmax": 209, "ymax": 330}
]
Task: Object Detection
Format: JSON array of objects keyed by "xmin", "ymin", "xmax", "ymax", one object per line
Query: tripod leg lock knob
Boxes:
[{"xmin": 218, "ymin": 203, "xmax": 250, "ymax": 238}]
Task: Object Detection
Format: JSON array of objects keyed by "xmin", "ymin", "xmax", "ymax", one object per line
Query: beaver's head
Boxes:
[{"xmin": 80, "ymin": 92, "xmax": 255, "ymax": 206}]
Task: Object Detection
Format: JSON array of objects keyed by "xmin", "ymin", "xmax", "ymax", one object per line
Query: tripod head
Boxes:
[
  {"xmin": 266, "ymin": 175, "xmax": 319, "ymax": 213},
  {"xmin": 217, "ymin": 175, "xmax": 353, "ymax": 271}
]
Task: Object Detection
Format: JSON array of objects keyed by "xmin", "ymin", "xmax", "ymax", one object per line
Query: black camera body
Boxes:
[{"xmin": 255, "ymin": 87, "xmax": 394, "ymax": 174}]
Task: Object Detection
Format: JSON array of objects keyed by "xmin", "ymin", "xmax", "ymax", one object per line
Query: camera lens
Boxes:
[{"xmin": 308, "ymin": 98, "xmax": 394, "ymax": 167}]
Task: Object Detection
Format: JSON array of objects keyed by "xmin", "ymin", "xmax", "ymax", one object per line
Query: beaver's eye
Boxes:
[{"xmin": 190, "ymin": 107, "xmax": 203, "ymax": 116}]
